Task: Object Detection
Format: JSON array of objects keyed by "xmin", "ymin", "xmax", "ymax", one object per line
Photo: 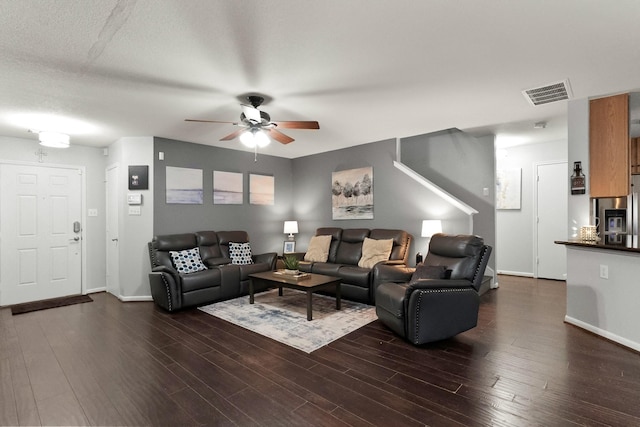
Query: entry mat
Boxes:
[{"xmin": 10, "ymin": 294, "xmax": 93, "ymax": 315}]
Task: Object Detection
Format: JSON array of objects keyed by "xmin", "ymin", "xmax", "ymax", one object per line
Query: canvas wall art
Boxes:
[
  {"xmin": 213, "ymin": 171, "xmax": 243, "ymax": 204},
  {"xmin": 332, "ymin": 166, "xmax": 373, "ymax": 220},
  {"xmin": 250, "ymin": 174, "xmax": 274, "ymax": 205},
  {"xmin": 496, "ymin": 168, "xmax": 521, "ymax": 209},
  {"xmin": 166, "ymin": 166, "xmax": 203, "ymax": 204}
]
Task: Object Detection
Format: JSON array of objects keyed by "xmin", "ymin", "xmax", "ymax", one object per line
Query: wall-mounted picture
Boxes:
[
  {"xmin": 332, "ymin": 166, "xmax": 373, "ymax": 220},
  {"xmin": 166, "ymin": 166, "xmax": 203, "ymax": 204},
  {"xmin": 250, "ymin": 174, "xmax": 274, "ymax": 205},
  {"xmin": 496, "ymin": 168, "xmax": 522, "ymax": 209},
  {"xmin": 213, "ymin": 171, "xmax": 243, "ymax": 204},
  {"xmin": 128, "ymin": 165, "xmax": 149, "ymax": 190}
]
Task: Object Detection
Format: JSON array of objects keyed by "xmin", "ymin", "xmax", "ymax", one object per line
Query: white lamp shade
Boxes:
[
  {"xmin": 421, "ymin": 220, "xmax": 442, "ymax": 237},
  {"xmin": 283, "ymin": 221, "xmax": 298, "ymax": 235}
]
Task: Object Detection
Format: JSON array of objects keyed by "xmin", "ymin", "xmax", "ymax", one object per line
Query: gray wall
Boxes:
[
  {"xmin": 153, "ymin": 137, "xmax": 294, "ymax": 255},
  {"xmin": 399, "ymin": 129, "xmax": 496, "ymax": 269},
  {"xmin": 291, "ymin": 136, "xmax": 492, "ymax": 267},
  {"xmin": 153, "ymin": 132, "xmax": 495, "ymax": 272}
]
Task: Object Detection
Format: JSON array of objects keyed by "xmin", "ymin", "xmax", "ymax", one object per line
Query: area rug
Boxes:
[
  {"xmin": 10, "ymin": 294, "xmax": 93, "ymax": 315},
  {"xmin": 198, "ymin": 289, "xmax": 377, "ymax": 353}
]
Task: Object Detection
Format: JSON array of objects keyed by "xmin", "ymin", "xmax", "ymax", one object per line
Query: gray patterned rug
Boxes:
[{"xmin": 198, "ymin": 289, "xmax": 377, "ymax": 353}]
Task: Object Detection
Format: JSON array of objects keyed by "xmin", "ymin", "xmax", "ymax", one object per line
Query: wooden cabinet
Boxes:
[
  {"xmin": 631, "ymin": 137, "xmax": 640, "ymax": 175},
  {"xmin": 589, "ymin": 93, "xmax": 629, "ymax": 197}
]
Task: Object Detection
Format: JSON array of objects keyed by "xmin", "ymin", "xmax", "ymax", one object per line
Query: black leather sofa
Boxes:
[
  {"xmin": 298, "ymin": 227, "xmax": 412, "ymax": 304},
  {"xmin": 148, "ymin": 230, "xmax": 277, "ymax": 312}
]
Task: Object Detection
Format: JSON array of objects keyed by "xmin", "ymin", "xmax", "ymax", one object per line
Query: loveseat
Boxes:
[
  {"xmin": 297, "ymin": 228, "xmax": 412, "ymax": 304},
  {"xmin": 148, "ymin": 230, "xmax": 277, "ymax": 312}
]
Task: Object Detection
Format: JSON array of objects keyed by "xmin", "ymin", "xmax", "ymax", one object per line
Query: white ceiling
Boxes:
[{"xmin": 2, "ymin": 1, "xmax": 640, "ymax": 158}]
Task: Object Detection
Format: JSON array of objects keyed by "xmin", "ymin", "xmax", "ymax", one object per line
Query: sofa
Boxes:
[
  {"xmin": 297, "ymin": 227, "xmax": 412, "ymax": 304},
  {"xmin": 148, "ymin": 230, "xmax": 277, "ymax": 311}
]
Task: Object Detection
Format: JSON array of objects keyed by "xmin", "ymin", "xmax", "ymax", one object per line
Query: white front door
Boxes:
[
  {"xmin": 536, "ymin": 162, "xmax": 568, "ymax": 280},
  {"xmin": 106, "ymin": 165, "xmax": 120, "ymax": 296},
  {"xmin": 0, "ymin": 163, "xmax": 82, "ymax": 305}
]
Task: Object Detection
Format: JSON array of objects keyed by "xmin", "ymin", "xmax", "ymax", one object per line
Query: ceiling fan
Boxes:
[{"xmin": 185, "ymin": 95, "xmax": 320, "ymax": 147}]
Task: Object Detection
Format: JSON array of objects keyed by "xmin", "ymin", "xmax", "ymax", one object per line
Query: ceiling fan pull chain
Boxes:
[{"xmin": 254, "ymin": 145, "xmax": 258, "ymax": 162}]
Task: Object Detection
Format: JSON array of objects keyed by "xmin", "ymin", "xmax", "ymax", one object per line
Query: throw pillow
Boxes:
[
  {"xmin": 304, "ymin": 235, "xmax": 332, "ymax": 262},
  {"xmin": 169, "ymin": 247, "xmax": 207, "ymax": 274},
  {"xmin": 229, "ymin": 242, "xmax": 254, "ymax": 265},
  {"xmin": 409, "ymin": 264, "xmax": 448, "ymax": 285},
  {"xmin": 358, "ymin": 237, "xmax": 394, "ymax": 269}
]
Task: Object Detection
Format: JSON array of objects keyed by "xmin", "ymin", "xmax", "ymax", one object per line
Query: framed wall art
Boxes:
[
  {"xmin": 166, "ymin": 166, "xmax": 203, "ymax": 204},
  {"xmin": 496, "ymin": 168, "xmax": 521, "ymax": 209},
  {"xmin": 250, "ymin": 174, "xmax": 274, "ymax": 205},
  {"xmin": 331, "ymin": 166, "xmax": 373, "ymax": 220},
  {"xmin": 128, "ymin": 165, "xmax": 148, "ymax": 190},
  {"xmin": 213, "ymin": 171, "xmax": 243, "ymax": 204}
]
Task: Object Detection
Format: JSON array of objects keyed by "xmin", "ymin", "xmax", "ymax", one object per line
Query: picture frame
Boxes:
[
  {"xmin": 283, "ymin": 241, "xmax": 296, "ymax": 254},
  {"xmin": 128, "ymin": 165, "xmax": 149, "ymax": 190}
]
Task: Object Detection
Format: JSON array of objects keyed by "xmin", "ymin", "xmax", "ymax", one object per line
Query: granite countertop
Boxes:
[{"xmin": 555, "ymin": 238, "xmax": 640, "ymax": 254}]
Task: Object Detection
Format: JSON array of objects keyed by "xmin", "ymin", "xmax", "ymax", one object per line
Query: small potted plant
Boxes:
[{"xmin": 282, "ymin": 255, "xmax": 300, "ymax": 275}]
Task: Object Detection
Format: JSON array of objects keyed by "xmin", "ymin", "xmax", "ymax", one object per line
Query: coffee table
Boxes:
[{"xmin": 248, "ymin": 271, "xmax": 341, "ymax": 321}]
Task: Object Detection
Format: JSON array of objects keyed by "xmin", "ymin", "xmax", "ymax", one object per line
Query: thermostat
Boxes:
[{"xmin": 127, "ymin": 193, "xmax": 142, "ymax": 205}]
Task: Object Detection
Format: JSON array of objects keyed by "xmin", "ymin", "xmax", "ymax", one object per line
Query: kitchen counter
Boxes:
[
  {"xmin": 558, "ymin": 240, "xmax": 640, "ymax": 353},
  {"xmin": 555, "ymin": 238, "xmax": 640, "ymax": 253}
]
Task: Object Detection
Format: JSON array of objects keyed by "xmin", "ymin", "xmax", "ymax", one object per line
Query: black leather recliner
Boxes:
[{"xmin": 374, "ymin": 233, "xmax": 492, "ymax": 345}]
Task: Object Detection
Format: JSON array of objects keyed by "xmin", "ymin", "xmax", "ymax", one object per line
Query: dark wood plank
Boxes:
[{"xmin": 1, "ymin": 275, "xmax": 640, "ymax": 426}]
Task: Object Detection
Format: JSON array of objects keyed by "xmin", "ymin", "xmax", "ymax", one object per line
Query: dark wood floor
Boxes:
[{"xmin": 1, "ymin": 275, "xmax": 640, "ymax": 426}]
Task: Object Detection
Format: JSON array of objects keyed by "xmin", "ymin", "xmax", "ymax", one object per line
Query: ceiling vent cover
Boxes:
[{"xmin": 523, "ymin": 79, "xmax": 572, "ymax": 106}]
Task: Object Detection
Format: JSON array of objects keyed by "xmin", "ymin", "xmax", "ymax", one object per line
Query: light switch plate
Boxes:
[
  {"xmin": 88, "ymin": 209, "xmax": 98, "ymax": 217},
  {"xmin": 128, "ymin": 206, "xmax": 141, "ymax": 216}
]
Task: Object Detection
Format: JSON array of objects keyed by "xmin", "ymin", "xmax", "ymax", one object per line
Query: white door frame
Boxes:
[
  {"xmin": 533, "ymin": 160, "xmax": 567, "ymax": 279},
  {"xmin": 0, "ymin": 159, "xmax": 87, "ymax": 296},
  {"xmin": 105, "ymin": 162, "xmax": 120, "ymax": 297}
]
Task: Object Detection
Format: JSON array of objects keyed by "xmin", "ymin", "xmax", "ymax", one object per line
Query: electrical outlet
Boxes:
[{"xmin": 599, "ymin": 264, "xmax": 609, "ymax": 279}]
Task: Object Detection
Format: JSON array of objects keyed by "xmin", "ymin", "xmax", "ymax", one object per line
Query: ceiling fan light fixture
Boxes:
[
  {"xmin": 239, "ymin": 129, "xmax": 270, "ymax": 148},
  {"xmin": 37, "ymin": 131, "xmax": 70, "ymax": 148}
]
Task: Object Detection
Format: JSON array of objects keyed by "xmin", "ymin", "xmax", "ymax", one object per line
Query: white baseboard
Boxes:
[
  {"xmin": 565, "ymin": 315, "xmax": 640, "ymax": 353},
  {"xmin": 85, "ymin": 287, "xmax": 106, "ymax": 294},
  {"xmin": 118, "ymin": 295, "xmax": 153, "ymax": 302},
  {"xmin": 497, "ymin": 270, "xmax": 534, "ymax": 278}
]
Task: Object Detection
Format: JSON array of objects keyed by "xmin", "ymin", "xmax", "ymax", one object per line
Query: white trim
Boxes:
[
  {"xmin": 497, "ymin": 270, "xmax": 534, "ymax": 277},
  {"xmin": 393, "ymin": 161, "xmax": 479, "ymax": 217},
  {"xmin": 86, "ymin": 287, "xmax": 106, "ymax": 294},
  {"xmin": 118, "ymin": 295, "xmax": 153, "ymax": 302},
  {"xmin": 565, "ymin": 315, "xmax": 640, "ymax": 353}
]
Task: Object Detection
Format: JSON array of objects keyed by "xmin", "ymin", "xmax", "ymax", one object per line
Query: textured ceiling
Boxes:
[{"xmin": 1, "ymin": 1, "xmax": 640, "ymax": 158}]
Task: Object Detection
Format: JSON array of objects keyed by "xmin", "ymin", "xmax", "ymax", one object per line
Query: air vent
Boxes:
[{"xmin": 522, "ymin": 79, "xmax": 572, "ymax": 106}]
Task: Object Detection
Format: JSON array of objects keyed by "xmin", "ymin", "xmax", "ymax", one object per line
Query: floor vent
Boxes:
[{"xmin": 522, "ymin": 79, "xmax": 572, "ymax": 106}]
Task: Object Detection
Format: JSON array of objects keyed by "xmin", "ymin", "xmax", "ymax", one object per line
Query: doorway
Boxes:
[
  {"xmin": 535, "ymin": 161, "xmax": 568, "ymax": 280},
  {"xmin": 106, "ymin": 164, "xmax": 120, "ymax": 297},
  {"xmin": 0, "ymin": 162, "xmax": 83, "ymax": 305}
]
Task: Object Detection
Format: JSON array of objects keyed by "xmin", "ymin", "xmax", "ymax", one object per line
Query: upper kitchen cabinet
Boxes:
[{"xmin": 589, "ymin": 93, "xmax": 629, "ymax": 198}]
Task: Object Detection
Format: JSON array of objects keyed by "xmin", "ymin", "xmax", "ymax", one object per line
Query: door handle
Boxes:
[
  {"xmin": 112, "ymin": 238, "xmax": 118, "ymax": 242},
  {"xmin": 69, "ymin": 237, "xmax": 80, "ymax": 242}
]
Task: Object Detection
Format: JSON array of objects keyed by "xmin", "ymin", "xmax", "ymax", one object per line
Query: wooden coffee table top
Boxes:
[{"xmin": 249, "ymin": 270, "xmax": 340, "ymax": 288}]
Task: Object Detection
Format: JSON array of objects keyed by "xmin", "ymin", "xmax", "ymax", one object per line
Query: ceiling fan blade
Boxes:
[
  {"xmin": 220, "ymin": 129, "xmax": 245, "ymax": 141},
  {"xmin": 273, "ymin": 121, "xmax": 320, "ymax": 130},
  {"xmin": 185, "ymin": 119, "xmax": 240, "ymax": 125},
  {"xmin": 268, "ymin": 129, "xmax": 295, "ymax": 144},
  {"xmin": 241, "ymin": 104, "xmax": 262, "ymax": 123}
]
